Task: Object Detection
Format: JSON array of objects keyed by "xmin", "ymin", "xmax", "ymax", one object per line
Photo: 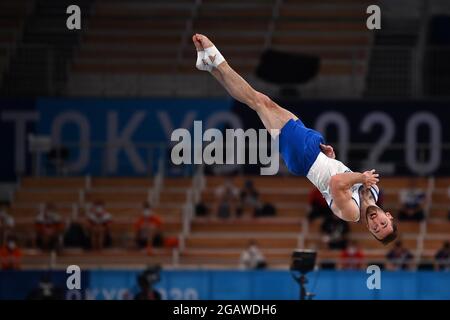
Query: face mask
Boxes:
[
  {"xmin": 7, "ymin": 241, "xmax": 16, "ymax": 250},
  {"xmin": 95, "ymin": 206, "xmax": 103, "ymax": 213},
  {"xmin": 143, "ymin": 209, "xmax": 152, "ymax": 217}
]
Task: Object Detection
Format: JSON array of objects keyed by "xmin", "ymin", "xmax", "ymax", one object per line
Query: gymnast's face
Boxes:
[{"xmin": 365, "ymin": 206, "xmax": 394, "ymax": 240}]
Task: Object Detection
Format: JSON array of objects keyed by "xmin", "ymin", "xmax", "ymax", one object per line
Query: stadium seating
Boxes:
[
  {"xmin": 20, "ymin": 248, "xmax": 174, "ymax": 269},
  {"xmin": 66, "ymin": 0, "xmax": 375, "ymax": 97},
  {"xmin": 10, "ymin": 176, "xmax": 182, "ymax": 255},
  {"xmin": 182, "ymin": 174, "xmax": 446, "ymax": 267},
  {"xmin": 0, "ymin": 0, "xmax": 33, "ymax": 82},
  {"xmin": 7, "ymin": 174, "xmax": 449, "ymax": 270}
]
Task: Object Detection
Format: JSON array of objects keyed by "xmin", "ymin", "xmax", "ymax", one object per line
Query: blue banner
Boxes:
[
  {"xmin": 36, "ymin": 98, "xmax": 234, "ymax": 176},
  {"xmin": 1, "ymin": 270, "xmax": 449, "ymax": 300},
  {"xmin": 2, "ymin": 98, "xmax": 450, "ymax": 179},
  {"xmin": 0, "ymin": 270, "xmax": 89, "ymax": 300},
  {"xmin": 0, "ymin": 99, "xmax": 36, "ymax": 180},
  {"xmin": 234, "ymin": 99, "xmax": 450, "ymax": 175}
]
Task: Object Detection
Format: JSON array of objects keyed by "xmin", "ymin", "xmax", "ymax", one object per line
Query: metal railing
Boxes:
[
  {"xmin": 63, "ymin": 46, "xmax": 450, "ymax": 98},
  {"xmin": 0, "ymin": 44, "xmax": 71, "ymax": 96},
  {"xmin": 1, "ymin": 40, "xmax": 440, "ymax": 98},
  {"xmin": 13, "ymin": 163, "xmax": 450, "ymax": 270},
  {"xmin": 27, "ymin": 140, "xmax": 450, "ymax": 178},
  {"xmin": 1, "ymin": 0, "xmax": 449, "ymax": 98}
]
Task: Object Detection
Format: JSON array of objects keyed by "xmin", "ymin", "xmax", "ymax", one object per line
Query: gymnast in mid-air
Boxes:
[{"xmin": 193, "ymin": 34, "xmax": 397, "ymax": 245}]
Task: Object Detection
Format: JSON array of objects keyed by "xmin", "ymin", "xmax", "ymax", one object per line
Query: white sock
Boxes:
[{"xmin": 195, "ymin": 46, "xmax": 225, "ymax": 72}]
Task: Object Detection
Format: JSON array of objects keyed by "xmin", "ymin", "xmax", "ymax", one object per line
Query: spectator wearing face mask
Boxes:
[
  {"xmin": 86, "ymin": 201, "xmax": 112, "ymax": 251},
  {"xmin": 215, "ymin": 178, "xmax": 239, "ymax": 219},
  {"xmin": 320, "ymin": 214, "xmax": 349, "ymax": 250},
  {"xmin": 434, "ymin": 241, "xmax": 450, "ymax": 271},
  {"xmin": 307, "ymin": 188, "xmax": 332, "ymax": 222},
  {"xmin": 135, "ymin": 202, "xmax": 164, "ymax": 250},
  {"xmin": 35, "ymin": 203, "xmax": 64, "ymax": 251},
  {"xmin": 398, "ymin": 178, "xmax": 426, "ymax": 222},
  {"xmin": 63, "ymin": 210, "xmax": 89, "ymax": 249},
  {"xmin": 0, "ymin": 204, "xmax": 15, "ymax": 246},
  {"xmin": 238, "ymin": 180, "xmax": 262, "ymax": 217},
  {"xmin": 239, "ymin": 240, "xmax": 267, "ymax": 270},
  {"xmin": 340, "ymin": 240, "xmax": 365, "ymax": 270},
  {"xmin": 386, "ymin": 241, "xmax": 414, "ymax": 270},
  {"xmin": 0, "ymin": 236, "xmax": 22, "ymax": 270}
]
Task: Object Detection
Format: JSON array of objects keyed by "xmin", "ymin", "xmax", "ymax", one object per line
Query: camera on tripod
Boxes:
[
  {"xmin": 137, "ymin": 265, "xmax": 161, "ymax": 287},
  {"xmin": 290, "ymin": 250, "xmax": 317, "ymax": 300}
]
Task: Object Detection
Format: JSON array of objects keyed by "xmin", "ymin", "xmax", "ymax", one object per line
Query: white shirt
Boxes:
[
  {"xmin": 215, "ymin": 184, "xmax": 239, "ymax": 199},
  {"xmin": 0, "ymin": 210, "xmax": 14, "ymax": 228},
  {"xmin": 306, "ymin": 152, "xmax": 374, "ymax": 221},
  {"xmin": 240, "ymin": 246, "xmax": 265, "ymax": 270},
  {"xmin": 87, "ymin": 210, "xmax": 112, "ymax": 224},
  {"xmin": 399, "ymin": 188, "xmax": 425, "ymax": 207},
  {"xmin": 36, "ymin": 211, "xmax": 61, "ymax": 225}
]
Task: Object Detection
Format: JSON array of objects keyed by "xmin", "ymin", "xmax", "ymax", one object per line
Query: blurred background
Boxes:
[{"xmin": 0, "ymin": 0, "xmax": 449, "ymax": 300}]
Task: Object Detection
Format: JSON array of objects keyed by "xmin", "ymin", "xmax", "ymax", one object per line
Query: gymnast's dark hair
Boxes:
[{"xmin": 379, "ymin": 222, "xmax": 398, "ymax": 246}]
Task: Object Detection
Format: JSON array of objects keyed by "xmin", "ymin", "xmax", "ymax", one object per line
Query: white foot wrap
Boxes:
[{"xmin": 196, "ymin": 46, "xmax": 225, "ymax": 72}]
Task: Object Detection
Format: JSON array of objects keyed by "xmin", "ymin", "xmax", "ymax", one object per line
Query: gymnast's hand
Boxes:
[
  {"xmin": 362, "ymin": 169, "xmax": 380, "ymax": 189},
  {"xmin": 320, "ymin": 144, "xmax": 336, "ymax": 159}
]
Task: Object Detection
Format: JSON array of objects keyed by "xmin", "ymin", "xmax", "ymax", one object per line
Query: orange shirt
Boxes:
[
  {"xmin": 134, "ymin": 215, "xmax": 162, "ymax": 231},
  {"xmin": 0, "ymin": 246, "xmax": 22, "ymax": 270}
]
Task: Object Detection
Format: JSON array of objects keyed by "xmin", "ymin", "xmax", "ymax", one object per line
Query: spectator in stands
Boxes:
[
  {"xmin": 434, "ymin": 241, "xmax": 450, "ymax": 271},
  {"xmin": 0, "ymin": 204, "xmax": 15, "ymax": 246},
  {"xmin": 235, "ymin": 179, "xmax": 276, "ymax": 218},
  {"xmin": 320, "ymin": 214, "xmax": 349, "ymax": 250},
  {"xmin": 215, "ymin": 178, "xmax": 239, "ymax": 219},
  {"xmin": 35, "ymin": 203, "xmax": 64, "ymax": 251},
  {"xmin": 398, "ymin": 179, "xmax": 426, "ymax": 222},
  {"xmin": 386, "ymin": 241, "xmax": 414, "ymax": 270},
  {"xmin": 135, "ymin": 202, "xmax": 164, "ymax": 250},
  {"xmin": 256, "ymin": 202, "xmax": 277, "ymax": 217},
  {"xmin": 447, "ymin": 187, "xmax": 450, "ymax": 221},
  {"xmin": 237, "ymin": 179, "xmax": 261, "ymax": 217},
  {"xmin": 307, "ymin": 188, "xmax": 332, "ymax": 222},
  {"xmin": 340, "ymin": 240, "xmax": 365, "ymax": 270},
  {"xmin": 0, "ymin": 235, "xmax": 22, "ymax": 270},
  {"xmin": 63, "ymin": 210, "xmax": 89, "ymax": 249},
  {"xmin": 239, "ymin": 240, "xmax": 267, "ymax": 270},
  {"xmin": 86, "ymin": 201, "xmax": 112, "ymax": 251},
  {"xmin": 195, "ymin": 201, "xmax": 209, "ymax": 217}
]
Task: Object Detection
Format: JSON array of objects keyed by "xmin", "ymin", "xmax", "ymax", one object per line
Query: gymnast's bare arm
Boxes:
[{"xmin": 329, "ymin": 170, "xmax": 379, "ymax": 221}]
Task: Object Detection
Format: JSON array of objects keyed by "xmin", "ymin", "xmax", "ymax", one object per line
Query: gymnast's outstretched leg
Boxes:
[{"xmin": 192, "ymin": 34, "xmax": 298, "ymax": 136}]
